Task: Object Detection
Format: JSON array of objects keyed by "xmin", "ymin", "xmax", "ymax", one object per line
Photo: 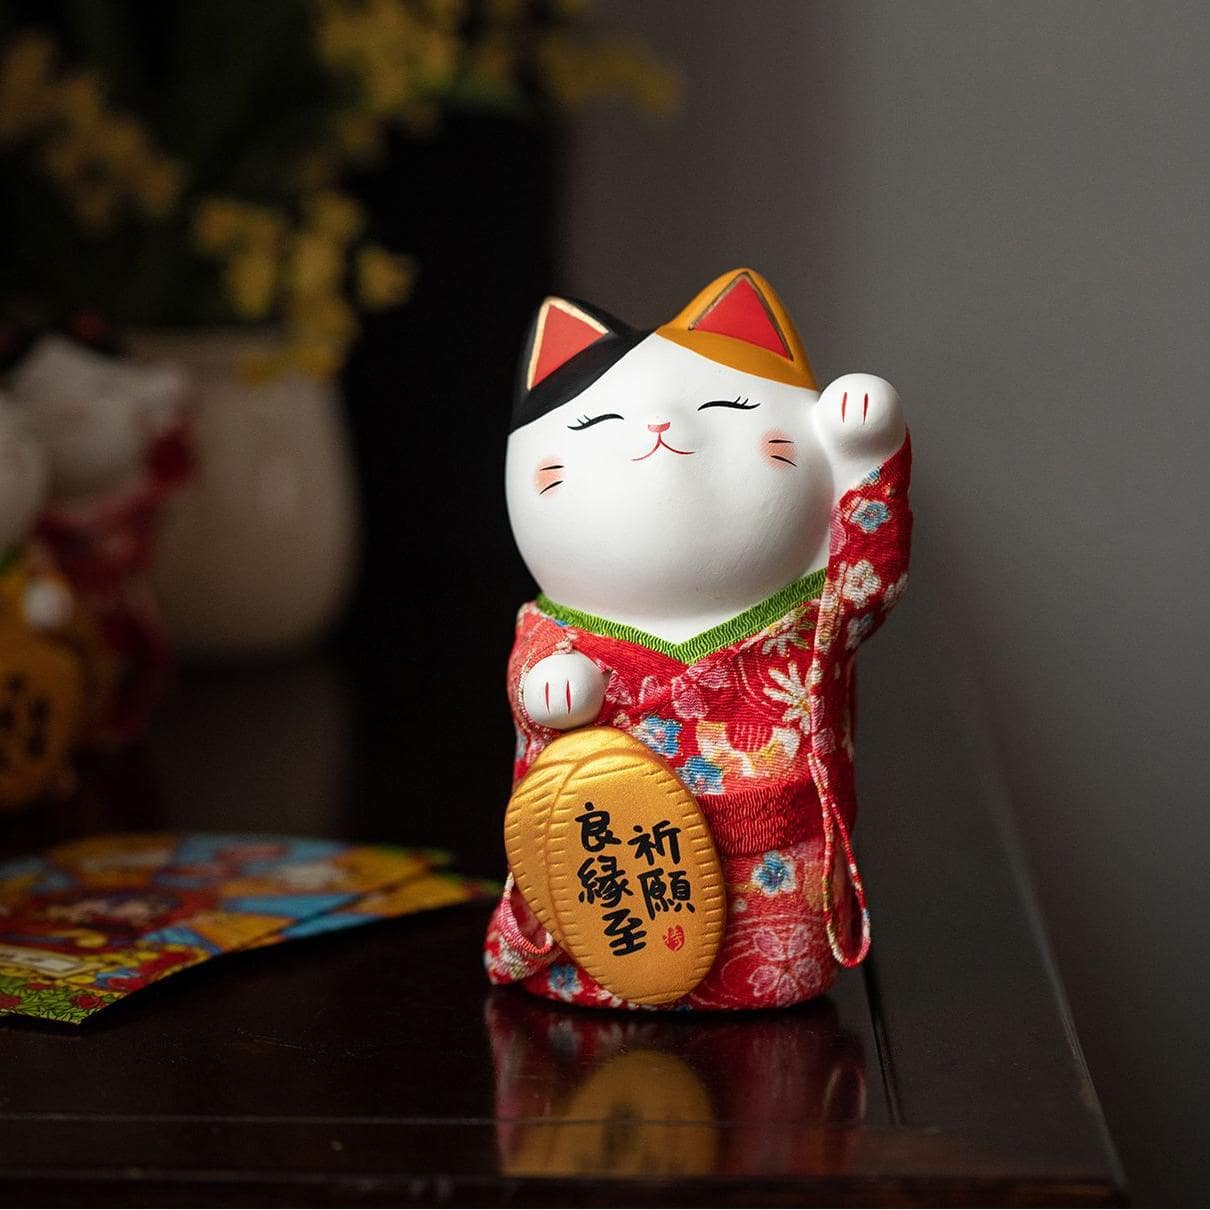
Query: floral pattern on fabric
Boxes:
[{"xmin": 484, "ymin": 837, "xmax": 849, "ymax": 1010}]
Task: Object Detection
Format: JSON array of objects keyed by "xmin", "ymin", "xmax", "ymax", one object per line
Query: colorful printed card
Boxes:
[{"xmin": 0, "ymin": 833, "xmax": 492, "ymax": 1023}]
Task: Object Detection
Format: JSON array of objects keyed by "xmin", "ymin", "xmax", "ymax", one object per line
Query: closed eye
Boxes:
[
  {"xmin": 698, "ymin": 396, "xmax": 759, "ymax": 411},
  {"xmin": 567, "ymin": 413, "xmax": 624, "ymax": 430}
]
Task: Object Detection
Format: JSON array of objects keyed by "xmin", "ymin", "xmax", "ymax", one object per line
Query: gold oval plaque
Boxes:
[{"xmin": 504, "ymin": 727, "xmax": 725, "ymax": 1006}]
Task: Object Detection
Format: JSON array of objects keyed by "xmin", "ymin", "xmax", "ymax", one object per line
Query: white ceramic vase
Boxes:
[{"xmin": 128, "ymin": 330, "xmax": 359, "ymax": 661}]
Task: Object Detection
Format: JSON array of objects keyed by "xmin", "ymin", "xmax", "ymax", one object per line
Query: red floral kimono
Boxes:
[{"xmin": 485, "ymin": 437, "xmax": 912, "ymax": 1010}]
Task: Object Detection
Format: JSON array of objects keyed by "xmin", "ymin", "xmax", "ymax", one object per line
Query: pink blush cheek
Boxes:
[
  {"xmin": 533, "ymin": 457, "xmax": 565, "ymax": 496},
  {"xmin": 761, "ymin": 428, "xmax": 798, "ymax": 469}
]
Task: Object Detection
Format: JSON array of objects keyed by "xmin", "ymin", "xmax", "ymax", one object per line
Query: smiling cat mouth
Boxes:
[{"xmin": 632, "ymin": 435, "xmax": 695, "ymax": 461}]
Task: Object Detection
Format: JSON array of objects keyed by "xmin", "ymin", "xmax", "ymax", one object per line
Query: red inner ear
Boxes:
[
  {"xmin": 530, "ymin": 301, "xmax": 607, "ymax": 388},
  {"xmin": 692, "ymin": 275, "xmax": 790, "ymax": 357}
]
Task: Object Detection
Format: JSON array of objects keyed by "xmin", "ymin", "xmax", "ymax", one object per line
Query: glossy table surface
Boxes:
[{"xmin": 0, "ymin": 605, "xmax": 1125, "ymax": 1206}]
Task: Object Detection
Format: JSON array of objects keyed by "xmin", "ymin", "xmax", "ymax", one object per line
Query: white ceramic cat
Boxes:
[
  {"xmin": 6, "ymin": 334, "xmax": 189, "ymax": 503},
  {"xmin": 505, "ymin": 269, "xmax": 906, "ymax": 730}
]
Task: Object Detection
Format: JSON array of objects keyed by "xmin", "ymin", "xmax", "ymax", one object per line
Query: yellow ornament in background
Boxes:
[{"xmin": 0, "ymin": 549, "xmax": 86, "ymax": 812}]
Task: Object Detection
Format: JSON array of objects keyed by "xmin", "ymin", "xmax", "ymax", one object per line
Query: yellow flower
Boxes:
[
  {"xmin": 289, "ymin": 336, "xmax": 346, "ymax": 380},
  {"xmin": 238, "ymin": 347, "xmax": 287, "ymax": 385},
  {"xmin": 295, "ymin": 292, "xmax": 358, "ymax": 341},
  {"xmin": 418, "ymin": 28, "xmax": 459, "ymax": 82},
  {"xmin": 364, "ymin": 52, "xmax": 413, "ymax": 110},
  {"xmin": 39, "ymin": 134, "xmax": 87, "ymax": 186},
  {"xmin": 280, "ymin": 287, "xmax": 359, "ymax": 377},
  {"xmin": 93, "ymin": 113, "xmax": 147, "ymax": 168},
  {"xmin": 225, "ymin": 249, "xmax": 279, "ymax": 319},
  {"xmin": 294, "ymin": 341, "xmax": 346, "ymax": 377},
  {"xmin": 307, "ymin": 190, "xmax": 365, "ymax": 243},
  {"xmin": 193, "ymin": 198, "xmax": 245, "ymax": 251},
  {"xmin": 536, "ymin": 33, "xmax": 682, "ymax": 116},
  {"xmin": 54, "ymin": 69, "xmax": 104, "ymax": 132},
  {"xmin": 1, "ymin": 30, "xmax": 56, "ymax": 97},
  {"xmin": 133, "ymin": 158, "xmax": 185, "ymax": 217},
  {"xmin": 0, "ymin": 30, "xmax": 57, "ymax": 141},
  {"xmin": 289, "ymin": 231, "xmax": 344, "ymax": 297},
  {"xmin": 194, "ymin": 198, "xmax": 287, "ymax": 254},
  {"xmin": 356, "ymin": 246, "xmax": 415, "ymax": 309}
]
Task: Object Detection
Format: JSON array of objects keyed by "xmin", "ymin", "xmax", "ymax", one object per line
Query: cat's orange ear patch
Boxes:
[
  {"xmin": 526, "ymin": 298, "xmax": 611, "ymax": 391},
  {"xmin": 657, "ymin": 269, "xmax": 817, "ymax": 390},
  {"xmin": 692, "ymin": 272, "xmax": 789, "ymax": 356}
]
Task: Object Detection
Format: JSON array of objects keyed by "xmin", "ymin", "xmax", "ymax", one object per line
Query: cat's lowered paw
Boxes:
[
  {"xmin": 521, "ymin": 652, "xmax": 607, "ymax": 730},
  {"xmin": 814, "ymin": 374, "xmax": 906, "ymax": 485}
]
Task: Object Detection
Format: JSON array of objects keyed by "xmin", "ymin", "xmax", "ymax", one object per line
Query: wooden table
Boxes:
[{"xmin": 0, "ymin": 613, "xmax": 1125, "ymax": 1206}]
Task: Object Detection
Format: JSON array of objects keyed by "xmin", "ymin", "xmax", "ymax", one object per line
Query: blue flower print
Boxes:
[
  {"xmin": 753, "ymin": 851, "xmax": 798, "ymax": 896},
  {"xmin": 636, "ymin": 715, "xmax": 683, "ymax": 758},
  {"xmin": 851, "ymin": 498, "xmax": 890, "ymax": 533},
  {"xmin": 679, "ymin": 756, "xmax": 724, "ymax": 795},
  {"xmin": 548, "ymin": 963, "xmax": 582, "ymax": 1000}
]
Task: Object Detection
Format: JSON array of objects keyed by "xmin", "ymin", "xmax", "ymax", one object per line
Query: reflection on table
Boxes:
[{"xmin": 485, "ymin": 988, "xmax": 866, "ymax": 1178}]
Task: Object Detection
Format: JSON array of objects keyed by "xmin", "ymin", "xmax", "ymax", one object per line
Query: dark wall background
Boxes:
[
  {"xmin": 339, "ymin": 113, "xmax": 554, "ymax": 870},
  {"xmin": 559, "ymin": 2, "xmax": 1209, "ymax": 1204}
]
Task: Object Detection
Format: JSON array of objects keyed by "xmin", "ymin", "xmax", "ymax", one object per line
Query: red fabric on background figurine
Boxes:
[{"xmin": 484, "ymin": 269, "xmax": 913, "ymax": 1011}]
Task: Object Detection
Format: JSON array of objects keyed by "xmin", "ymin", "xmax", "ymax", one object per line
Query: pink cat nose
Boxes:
[{"xmin": 647, "ymin": 421, "xmax": 671, "ymax": 433}]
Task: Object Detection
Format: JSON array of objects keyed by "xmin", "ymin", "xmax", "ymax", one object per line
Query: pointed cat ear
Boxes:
[
  {"xmin": 657, "ymin": 268, "xmax": 818, "ymax": 390},
  {"xmin": 523, "ymin": 297, "xmax": 619, "ymax": 391}
]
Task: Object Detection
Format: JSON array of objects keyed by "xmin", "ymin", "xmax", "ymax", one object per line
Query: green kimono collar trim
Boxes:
[{"xmin": 536, "ymin": 567, "xmax": 826, "ymax": 664}]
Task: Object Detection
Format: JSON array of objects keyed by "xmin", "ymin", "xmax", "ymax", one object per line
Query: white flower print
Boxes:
[
  {"xmin": 764, "ymin": 663, "xmax": 812, "ymax": 735},
  {"xmin": 841, "ymin": 560, "xmax": 881, "ymax": 607},
  {"xmin": 760, "ymin": 630, "xmax": 796, "ymax": 658}
]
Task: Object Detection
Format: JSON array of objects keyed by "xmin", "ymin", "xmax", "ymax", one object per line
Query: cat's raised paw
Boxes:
[
  {"xmin": 814, "ymin": 374, "xmax": 905, "ymax": 469},
  {"xmin": 521, "ymin": 652, "xmax": 607, "ymax": 730}
]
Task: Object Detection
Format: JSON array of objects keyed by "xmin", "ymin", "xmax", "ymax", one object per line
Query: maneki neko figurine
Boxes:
[
  {"xmin": 484, "ymin": 269, "xmax": 912, "ymax": 1010},
  {"xmin": 0, "ymin": 400, "xmax": 86, "ymax": 811},
  {"xmin": 6, "ymin": 335, "xmax": 193, "ymax": 746}
]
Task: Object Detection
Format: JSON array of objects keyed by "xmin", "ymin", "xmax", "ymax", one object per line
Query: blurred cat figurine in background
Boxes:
[
  {"xmin": 6, "ymin": 335, "xmax": 193, "ymax": 745},
  {"xmin": 484, "ymin": 269, "xmax": 913, "ymax": 1011}
]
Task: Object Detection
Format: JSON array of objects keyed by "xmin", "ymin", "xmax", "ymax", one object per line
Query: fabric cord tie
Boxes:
[
  {"xmin": 819, "ymin": 792, "xmax": 871, "ymax": 967},
  {"xmin": 496, "ymin": 873, "xmax": 555, "ymax": 959}
]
